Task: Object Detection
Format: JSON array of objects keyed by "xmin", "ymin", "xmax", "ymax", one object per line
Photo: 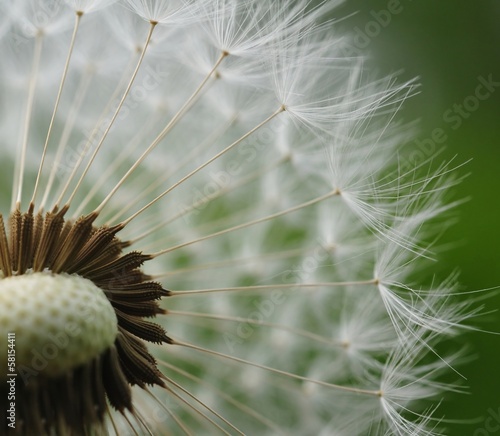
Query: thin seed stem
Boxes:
[
  {"xmin": 13, "ymin": 32, "xmax": 44, "ymax": 209},
  {"xmin": 132, "ymin": 409, "xmax": 155, "ymax": 436},
  {"xmin": 158, "ymin": 359, "xmax": 285, "ymax": 435},
  {"xmin": 172, "ymin": 339, "xmax": 382, "ymax": 397},
  {"xmin": 146, "ymin": 388, "xmax": 193, "ymax": 436},
  {"xmin": 95, "ymin": 51, "xmax": 229, "ymax": 215},
  {"xmin": 104, "ymin": 114, "xmax": 238, "ymax": 225},
  {"xmin": 39, "ymin": 67, "xmax": 94, "ymax": 211},
  {"xmin": 154, "ymin": 384, "xmax": 233, "ymax": 436},
  {"xmin": 57, "ymin": 20, "xmax": 157, "ymax": 208},
  {"xmin": 160, "ymin": 376, "xmax": 245, "ymax": 436},
  {"xmin": 152, "ymin": 245, "xmax": 306, "ymax": 278},
  {"xmin": 152, "ymin": 188, "xmax": 338, "ymax": 257},
  {"xmin": 122, "ymin": 413, "xmax": 140, "ymax": 436},
  {"xmin": 169, "ymin": 279, "xmax": 377, "ymax": 296},
  {"xmin": 167, "ymin": 310, "xmax": 344, "ymax": 346},
  {"xmin": 129, "ymin": 154, "xmax": 289, "ymax": 244},
  {"xmin": 44, "ymin": 48, "xmax": 142, "ymax": 212},
  {"xmin": 120, "ymin": 105, "xmax": 285, "ymax": 227},
  {"xmin": 73, "ymin": 111, "xmax": 162, "ymax": 217},
  {"xmin": 106, "ymin": 402, "xmax": 120, "ymax": 436},
  {"xmin": 30, "ymin": 12, "xmax": 83, "ymax": 206}
]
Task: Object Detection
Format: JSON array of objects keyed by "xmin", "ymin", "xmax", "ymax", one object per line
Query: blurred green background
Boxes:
[{"xmin": 332, "ymin": 1, "xmax": 500, "ymax": 433}]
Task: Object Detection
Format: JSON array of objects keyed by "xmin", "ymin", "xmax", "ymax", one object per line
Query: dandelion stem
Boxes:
[
  {"xmin": 30, "ymin": 12, "xmax": 83, "ymax": 206},
  {"xmin": 13, "ymin": 32, "xmax": 44, "ymax": 209},
  {"xmin": 58, "ymin": 20, "xmax": 157, "ymax": 209},
  {"xmin": 95, "ymin": 51, "xmax": 229, "ymax": 215},
  {"xmin": 171, "ymin": 340, "xmax": 382, "ymax": 397}
]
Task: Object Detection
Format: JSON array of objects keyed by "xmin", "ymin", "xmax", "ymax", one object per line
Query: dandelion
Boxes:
[{"xmin": 0, "ymin": 0, "xmax": 478, "ymax": 434}]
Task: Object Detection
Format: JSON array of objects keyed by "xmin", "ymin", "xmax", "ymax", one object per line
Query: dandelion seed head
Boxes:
[{"xmin": 0, "ymin": 0, "xmax": 481, "ymax": 434}]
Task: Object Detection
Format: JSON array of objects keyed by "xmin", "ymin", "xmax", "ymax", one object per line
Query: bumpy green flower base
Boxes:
[{"xmin": 0, "ymin": 272, "xmax": 118, "ymax": 378}]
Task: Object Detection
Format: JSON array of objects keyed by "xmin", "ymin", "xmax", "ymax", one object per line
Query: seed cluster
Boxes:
[{"xmin": 0, "ymin": 204, "xmax": 170, "ymax": 434}]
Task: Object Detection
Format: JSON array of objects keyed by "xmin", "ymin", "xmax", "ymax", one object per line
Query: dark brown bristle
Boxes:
[
  {"xmin": 102, "ymin": 346, "xmax": 133, "ymax": 412},
  {"xmin": 115, "ymin": 309, "xmax": 171, "ymax": 344},
  {"xmin": 9, "ymin": 208, "xmax": 22, "ymax": 269},
  {"xmin": 18, "ymin": 210, "xmax": 34, "ymax": 274},
  {"xmin": 0, "ymin": 214, "xmax": 12, "ymax": 276},
  {"xmin": 116, "ymin": 330, "xmax": 165, "ymax": 387},
  {"xmin": 50, "ymin": 213, "xmax": 97, "ymax": 273},
  {"xmin": 32, "ymin": 209, "xmax": 66, "ymax": 271}
]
